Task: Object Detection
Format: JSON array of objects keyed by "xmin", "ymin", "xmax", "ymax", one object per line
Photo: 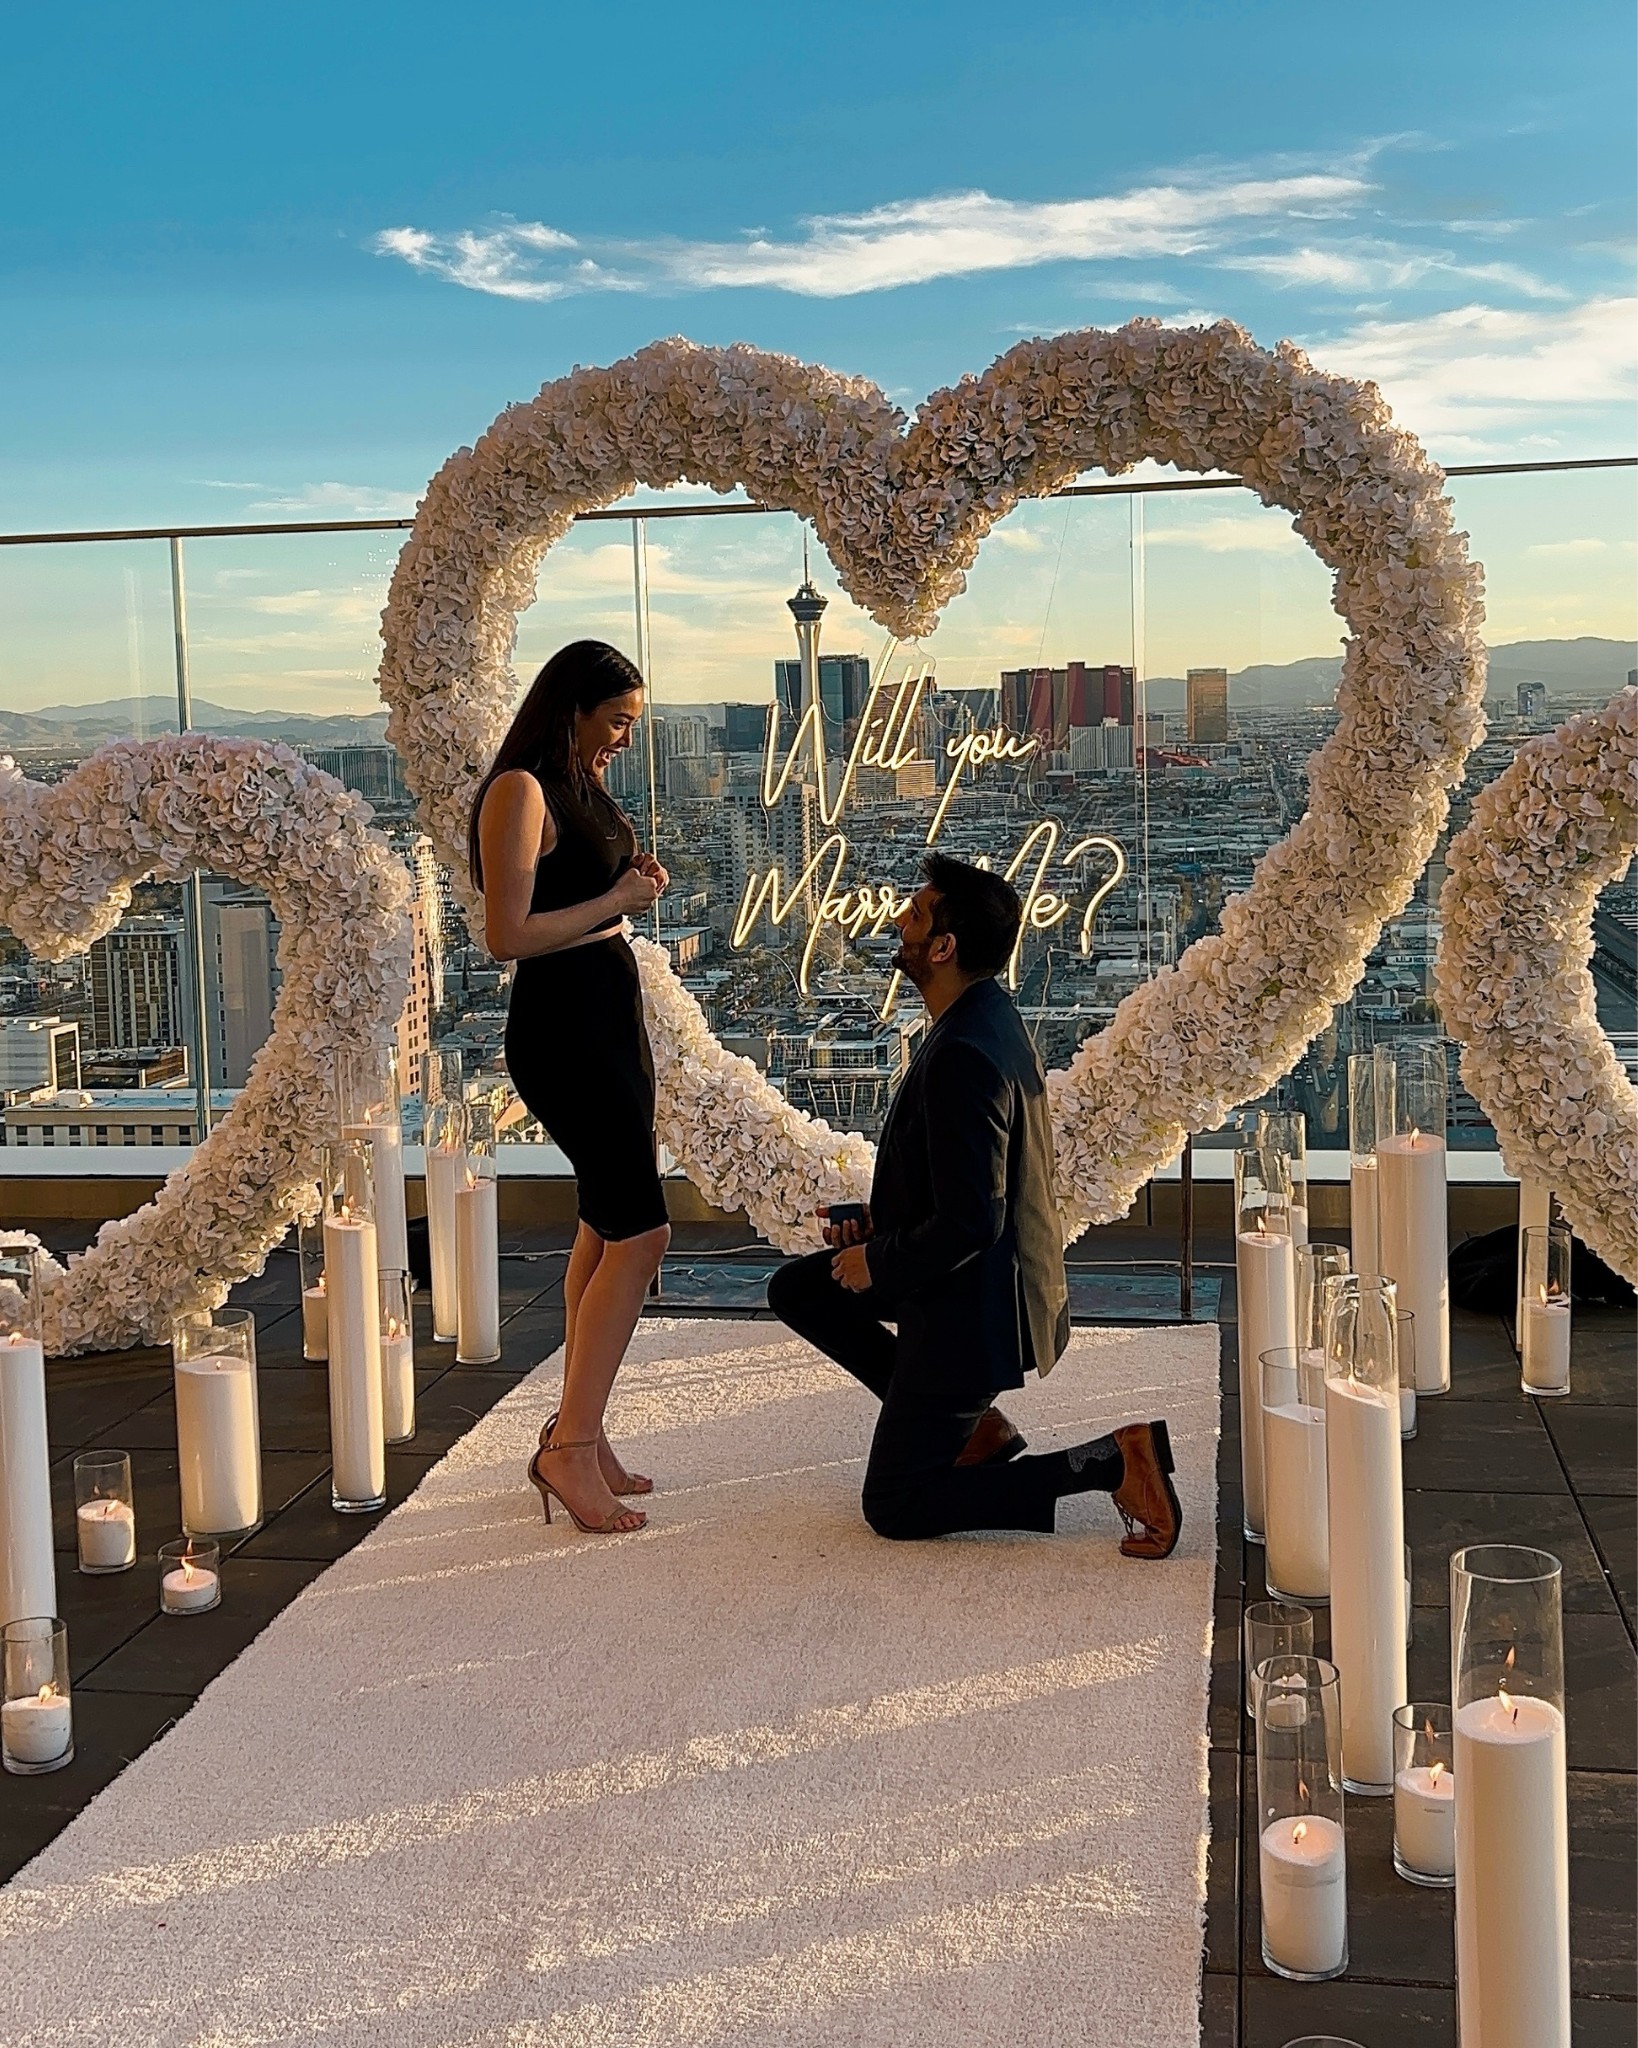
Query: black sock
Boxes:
[{"xmin": 1039, "ymin": 1433, "xmax": 1124, "ymax": 1501}]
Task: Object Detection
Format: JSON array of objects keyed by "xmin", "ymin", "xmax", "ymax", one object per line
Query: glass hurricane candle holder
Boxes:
[
  {"xmin": 379, "ymin": 1267, "xmax": 416, "ymax": 1446},
  {"xmin": 158, "ymin": 1536, "xmax": 221, "ymax": 1615},
  {"xmin": 1, "ymin": 1616, "xmax": 72, "ymax": 1774},
  {"xmin": 298, "ymin": 1211, "xmax": 328, "ymax": 1362},
  {"xmin": 1322, "ymin": 1273, "xmax": 1407, "ymax": 1794},
  {"xmin": 1234, "ymin": 1142, "xmax": 1296, "ymax": 1546},
  {"xmin": 0, "ymin": 1241, "xmax": 56, "ymax": 1633},
  {"xmin": 322, "ymin": 1138, "xmax": 386, "ymax": 1513},
  {"xmin": 1346, "ymin": 1049, "xmax": 1380, "ymax": 1283},
  {"xmin": 1254, "ymin": 1653, "xmax": 1348, "ymax": 1982},
  {"xmin": 338, "ymin": 1042, "xmax": 409, "ymax": 1278},
  {"xmin": 1393, "ymin": 1702, "xmax": 1455, "ymax": 1886},
  {"xmin": 1515, "ymin": 1178, "xmax": 1555, "ymax": 1338},
  {"xmin": 1519, "ymin": 1223, "xmax": 1572, "ymax": 1397},
  {"xmin": 1373, "ymin": 1040, "xmax": 1449, "ymax": 1395},
  {"xmin": 172, "ymin": 1308, "xmax": 263, "ymax": 1541},
  {"xmin": 73, "ymin": 1449, "xmax": 136, "ymax": 1574},
  {"xmin": 1245, "ymin": 1599, "xmax": 1314, "ymax": 1720},
  {"xmin": 1296, "ymin": 1243, "xmax": 1350, "ymax": 1362},
  {"xmin": 423, "ymin": 1051, "xmax": 467, "ymax": 1346},
  {"xmin": 456, "ymin": 1100, "xmax": 501, "ymax": 1366},
  {"xmin": 1257, "ymin": 1108, "xmax": 1311, "ymax": 1248},
  {"xmin": 1451, "ymin": 1544, "xmax": 1569, "ymax": 2048},
  {"xmin": 1260, "ymin": 1350, "xmax": 1329, "ymax": 1605}
]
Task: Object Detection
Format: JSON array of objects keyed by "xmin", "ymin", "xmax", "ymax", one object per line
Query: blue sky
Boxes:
[{"xmin": 3, "ymin": 0, "xmax": 1634, "ymax": 709}]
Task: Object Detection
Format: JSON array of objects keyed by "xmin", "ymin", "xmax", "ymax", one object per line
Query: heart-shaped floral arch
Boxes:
[
  {"xmin": 1436, "ymin": 691, "xmax": 1638, "ymax": 1280},
  {"xmin": 0, "ymin": 737, "xmax": 411, "ymax": 1354},
  {"xmin": 379, "ymin": 323, "xmax": 1487, "ymax": 1247}
]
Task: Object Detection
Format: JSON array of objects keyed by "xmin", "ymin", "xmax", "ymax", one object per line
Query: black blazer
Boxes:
[{"xmin": 864, "ymin": 976, "xmax": 1070, "ymax": 1392}]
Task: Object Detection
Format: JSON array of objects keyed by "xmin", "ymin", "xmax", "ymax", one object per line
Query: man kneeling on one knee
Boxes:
[{"xmin": 767, "ymin": 852, "xmax": 1182, "ymax": 1555}]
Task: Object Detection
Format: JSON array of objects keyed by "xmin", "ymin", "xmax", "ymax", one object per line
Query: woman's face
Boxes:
[{"xmin": 574, "ymin": 688, "xmax": 644, "ymax": 778}]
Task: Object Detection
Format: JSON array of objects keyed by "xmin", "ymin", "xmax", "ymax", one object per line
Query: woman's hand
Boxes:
[
  {"xmin": 632, "ymin": 851, "xmax": 670, "ymax": 891},
  {"xmin": 607, "ymin": 864, "xmax": 663, "ymax": 917}
]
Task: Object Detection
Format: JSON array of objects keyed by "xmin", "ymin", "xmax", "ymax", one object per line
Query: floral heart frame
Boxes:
[
  {"xmin": 380, "ymin": 322, "xmax": 1488, "ymax": 1249},
  {"xmin": 0, "ymin": 736, "xmax": 411, "ymax": 1353}
]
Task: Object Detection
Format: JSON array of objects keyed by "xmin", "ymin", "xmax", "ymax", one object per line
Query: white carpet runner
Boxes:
[{"xmin": 0, "ymin": 1318, "xmax": 1220, "ymax": 2047}]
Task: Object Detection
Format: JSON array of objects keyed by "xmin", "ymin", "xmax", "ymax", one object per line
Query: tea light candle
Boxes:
[
  {"xmin": 0, "ymin": 1330, "xmax": 56, "ymax": 1629},
  {"xmin": 1455, "ymin": 1687, "xmax": 1570, "ymax": 2048},
  {"xmin": 76, "ymin": 1497, "xmax": 136, "ymax": 1572},
  {"xmin": 1395, "ymin": 1758, "xmax": 1455, "ymax": 1879},
  {"xmin": 301, "ymin": 1278, "xmax": 328, "ymax": 1362},
  {"xmin": 160, "ymin": 1558, "xmax": 219, "ymax": 1613},
  {"xmin": 1, "ymin": 1684, "xmax": 72, "ymax": 1766},
  {"xmin": 1521, "ymin": 1291, "xmax": 1571, "ymax": 1394},
  {"xmin": 1259, "ymin": 1814, "xmax": 1347, "ymax": 1978}
]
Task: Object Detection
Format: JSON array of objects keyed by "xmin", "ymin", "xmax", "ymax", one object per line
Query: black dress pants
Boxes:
[{"xmin": 767, "ymin": 1250, "xmax": 1059, "ymax": 1540}]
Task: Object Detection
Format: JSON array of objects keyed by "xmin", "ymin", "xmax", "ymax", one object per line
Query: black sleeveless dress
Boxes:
[{"xmin": 502, "ymin": 775, "xmax": 668, "ymax": 1241}]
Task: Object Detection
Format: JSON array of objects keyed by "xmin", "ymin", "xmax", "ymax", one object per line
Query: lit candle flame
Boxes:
[
  {"xmin": 1429, "ymin": 1759, "xmax": 1446, "ymax": 1787},
  {"xmin": 181, "ymin": 1558, "xmax": 198, "ymax": 1585},
  {"xmin": 36, "ymin": 1685, "xmax": 54, "ymax": 1705},
  {"xmin": 1410, "ymin": 1125, "xmax": 1420, "ymax": 1144},
  {"xmin": 1498, "ymin": 1644, "xmax": 1517, "ymax": 1719},
  {"xmin": 1291, "ymin": 1819, "xmax": 1308, "ymax": 1847},
  {"xmin": 386, "ymin": 1316, "xmax": 402, "ymax": 1339}
]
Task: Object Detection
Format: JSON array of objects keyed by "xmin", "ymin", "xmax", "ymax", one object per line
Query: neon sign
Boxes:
[{"xmin": 734, "ymin": 659, "xmax": 1127, "ymax": 1007}]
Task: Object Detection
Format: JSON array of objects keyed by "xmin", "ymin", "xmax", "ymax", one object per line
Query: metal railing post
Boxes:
[{"xmin": 170, "ymin": 537, "xmax": 214, "ymax": 1143}]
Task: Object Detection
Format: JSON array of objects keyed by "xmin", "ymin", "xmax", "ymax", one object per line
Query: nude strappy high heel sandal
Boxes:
[
  {"xmin": 539, "ymin": 1410, "xmax": 652, "ymax": 1496},
  {"xmin": 528, "ymin": 1438, "xmax": 647, "ymax": 1534}
]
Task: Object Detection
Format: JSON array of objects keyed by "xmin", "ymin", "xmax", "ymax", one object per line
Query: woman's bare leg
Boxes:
[
  {"xmin": 543, "ymin": 1223, "xmax": 669, "ymax": 1527},
  {"xmin": 556, "ymin": 1220, "xmax": 650, "ymax": 1493}
]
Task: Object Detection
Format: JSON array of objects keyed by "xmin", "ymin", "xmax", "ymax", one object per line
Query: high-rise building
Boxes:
[
  {"xmin": 200, "ymin": 880, "xmax": 278, "ymax": 1089},
  {"xmin": 89, "ymin": 918, "xmax": 186, "ymax": 1054},
  {"xmin": 775, "ymin": 653, "xmax": 872, "ymax": 729},
  {"xmin": 1517, "ymin": 681, "xmax": 1548, "ymax": 720},
  {"xmin": 0, "ymin": 1016, "xmax": 80, "ymax": 1101},
  {"xmin": 1186, "ymin": 668, "xmax": 1230, "ymax": 745},
  {"xmin": 724, "ymin": 702, "xmax": 770, "ymax": 753},
  {"xmin": 1002, "ymin": 663, "xmax": 1135, "ymax": 742},
  {"xmin": 298, "ymin": 745, "xmax": 407, "ymax": 806}
]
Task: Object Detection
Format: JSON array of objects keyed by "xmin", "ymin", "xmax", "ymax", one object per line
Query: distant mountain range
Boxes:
[{"xmin": 4, "ymin": 638, "xmax": 1632, "ymax": 750}]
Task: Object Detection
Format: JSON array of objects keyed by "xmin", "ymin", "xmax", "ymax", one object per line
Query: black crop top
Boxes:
[{"xmin": 528, "ymin": 773, "xmax": 637, "ymax": 935}]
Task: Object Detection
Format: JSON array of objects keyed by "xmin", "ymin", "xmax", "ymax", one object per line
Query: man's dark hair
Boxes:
[{"xmin": 919, "ymin": 852, "xmax": 1022, "ymax": 979}]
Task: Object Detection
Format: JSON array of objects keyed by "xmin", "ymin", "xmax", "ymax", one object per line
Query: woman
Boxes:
[{"xmin": 472, "ymin": 641, "xmax": 670, "ymax": 1535}]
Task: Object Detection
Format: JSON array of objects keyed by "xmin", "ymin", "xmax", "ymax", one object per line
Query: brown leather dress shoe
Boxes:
[
  {"xmin": 954, "ymin": 1408, "xmax": 1028, "ymax": 1468},
  {"xmin": 1111, "ymin": 1420, "xmax": 1182, "ymax": 1559}
]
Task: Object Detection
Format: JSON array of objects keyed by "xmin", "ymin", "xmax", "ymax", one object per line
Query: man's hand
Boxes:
[
  {"xmin": 831, "ymin": 1243, "xmax": 873, "ymax": 1293},
  {"xmin": 818, "ymin": 1203, "xmax": 872, "ymax": 1249}
]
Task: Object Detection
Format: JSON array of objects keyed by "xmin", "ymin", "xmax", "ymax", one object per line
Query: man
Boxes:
[{"xmin": 768, "ymin": 851, "xmax": 1182, "ymax": 1555}]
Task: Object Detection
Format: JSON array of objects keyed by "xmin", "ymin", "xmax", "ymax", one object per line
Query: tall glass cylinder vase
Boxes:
[
  {"xmin": 1234, "ymin": 1143, "xmax": 1296, "ymax": 1545},
  {"xmin": 456, "ymin": 1101, "xmax": 501, "ymax": 1366},
  {"xmin": 1296, "ymin": 1244, "xmax": 1350, "ymax": 1367},
  {"xmin": 1373, "ymin": 1041, "xmax": 1449, "ymax": 1394},
  {"xmin": 1515, "ymin": 1177, "xmax": 1554, "ymax": 1340},
  {"xmin": 322, "ymin": 1139, "xmax": 386, "ymax": 1512},
  {"xmin": 1322, "ymin": 1274, "xmax": 1407, "ymax": 1793},
  {"xmin": 338, "ymin": 1043, "xmax": 409, "ymax": 1280},
  {"xmin": 1452, "ymin": 1545, "xmax": 1569, "ymax": 2048},
  {"xmin": 0, "ymin": 1244, "xmax": 55, "ymax": 1632},
  {"xmin": 1257, "ymin": 1108, "xmax": 1311, "ymax": 1249},
  {"xmin": 1519, "ymin": 1224, "xmax": 1572, "ymax": 1397},
  {"xmin": 172, "ymin": 1308, "xmax": 262, "ymax": 1541},
  {"xmin": 297, "ymin": 1213, "xmax": 327, "ymax": 1362},
  {"xmin": 422, "ymin": 1050, "xmax": 467, "ymax": 1347},
  {"xmin": 1261, "ymin": 1348, "xmax": 1329, "ymax": 1604},
  {"xmin": 1346, "ymin": 1051, "xmax": 1380, "ymax": 1283},
  {"xmin": 379, "ymin": 1268, "xmax": 416, "ymax": 1446},
  {"xmin": 1254, "ymin": 1654, "xmax": 1348, "ymax": 1982}
]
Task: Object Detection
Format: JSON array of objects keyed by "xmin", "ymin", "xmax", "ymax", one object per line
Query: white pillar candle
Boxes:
[
  {"xmin": 1405, "ymin": 1543, "xmax": 1415, "ymax": 1650},
  {"xmin": 0, "ymin": 1335, "xmax": 56, "ymax": 1631},
  {"xmin": 1515, "ymin": 1177, "xmax": 1553, "ymax": 1327},
  {"xmin": 1455, "ymin": 1692, "xmax": 1570, "ymax": 2048},
  {"xmin": 456, "ymin": 1172, "xmax": 500, "ymax": 1364},
  {"xmin": 1, "ymin": 1686, "xmax": 72, "ymax": 1766},
  {"xmin": 1376, "ymin": 1131, "xmax": 1449, "ymax": 1393},
  {"xmin": 1259, "ymin": 1815, "xmax": 1347, "ymax": 1978},
  {"xmin": 160, "ymin": 1560, "xmax": 219, "ymax": 1613},
  {"xmin": 1235, "ymin": 1225, "xmax": 1296, "ymax": 1538},
  {"xmin": 1262, "ymin": 1396, "xmax": 1329, "ymax": 1602},
  {"xmin": 1521, "ymin": 1296, "xmax": 1571, "ymax": 1394},
  {"xmin": 1350, "ymin": 1155, "xmax": 1379, "ymax": 1282},
  {"xmin": 1324, "ymin": 1374, "xmax": 1407, "ymax": 1789},
  {"xmin": 425, "ymin": 1141, "xmax": 465, "ymax": 1344},
  {"xmin": 324, "ymin": 1214, "xmax": 386, "ymax": 1506},
  {"xmin": 344, "ymin": 1118, "xmax": 408, "ymax": 1277},
  {"xmin": 1400, "ymin": 1377, "xmax": 1417, "ymax": 1437},
  {"xmin": 381, "ymin": 1330, "xmax": 415, "ymax": 1445},
  {"xmin": 1394, "ymin": 1760, "xmax": 1455, "ymax": 1879},
  {"xmin": 76, "ymin": 1498, "xmax": 136, "ymax": 1572},
  {"xmin": 174, "ymin": 1353, "xmax": 261, "ymax": 1536},
  {"xmin": 301, "ymin": 1281, "xmax": 328, "ymax": 1362},
  {"xmin": 1289, "ymin": 1202, "xmax": 1310, "ymax": 1250}
]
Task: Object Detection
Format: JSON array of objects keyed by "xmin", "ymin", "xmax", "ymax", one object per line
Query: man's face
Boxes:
[{"xmin": 891, "ymin": 884, "xmax": 952, "ymax": 989}]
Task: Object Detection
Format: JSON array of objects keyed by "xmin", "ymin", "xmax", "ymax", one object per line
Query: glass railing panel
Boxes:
[{"xmin": 0, "ymin": 537, "xmax": 176, "ymax": 743}]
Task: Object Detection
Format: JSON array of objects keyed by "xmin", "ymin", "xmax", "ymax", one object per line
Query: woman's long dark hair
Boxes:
[{"xmin": 467, "ymin": 640, "xmax": 644, "ymax": 890}]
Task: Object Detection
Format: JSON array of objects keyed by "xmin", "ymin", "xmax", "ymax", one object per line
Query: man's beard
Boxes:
[{"xmin": 892, "ymin": 937, "xmax": 931, "ymax": 990}]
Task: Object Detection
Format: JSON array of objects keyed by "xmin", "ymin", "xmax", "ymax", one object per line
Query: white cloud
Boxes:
[
  {"xmin": 1143, "ymin": 515, "xmax": 1304, "ymax": 554},
  {"xmin": 373, "ymin": 174, "xmax": 1370, "ymax": 301},
  {"xmin": 1227, "ymin": 242, "xmax": 1566, "ymax": 300},
  {"xmin": 1315, "ymin": 295, "xmax": 1638, "ymax": 447},
  {"xmin": 1523, "ymin": 536, "xmax": 1636, "ymax": 557},
  {"xmin": 195, "ymin": 479, "xmax": 421, "ymax": 519}
]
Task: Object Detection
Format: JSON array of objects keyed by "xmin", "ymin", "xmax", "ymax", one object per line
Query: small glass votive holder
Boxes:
[
  {"xmin": 1255, "ymin": 1652, "xmax": 1348, "ymax": 1982},
  {"xmin": 73, "ymin": 1449, "xmax": 136, "ymax": 1574},
  {"xmin": 158, "ymin": 1537, "xmax": 221, "ymax": 1615},
  {"xmin": 379, "ymin": 1267, "xmax": 416, "ymax": 1446},
  {"xmin": 2, "ymin": 1617, "xmax": 73, "ymax": 1774},
  {"xmin": 1520, "ymin": 1223, "xmax": 1572, "ymax": 1397},
  {"xmin": 298, "ymin": 1214, "xmax": 327, "ymax": 1362},
  {"xmin": 1397, "ymin": 1307, "xmax": 1417, "ymax": 1439},
  {"xmin": 1245, "ymin": 1599, "xmax": 1314, "ymax": 1719},
  {"xmin": 1393, "ymin": 1702, "xmax": 1455, "ymax": 1886}
]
